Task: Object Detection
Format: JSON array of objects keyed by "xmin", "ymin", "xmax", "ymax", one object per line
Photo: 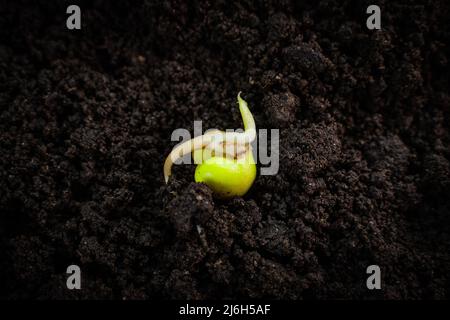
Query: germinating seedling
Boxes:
[{"xmin": 164, "ymin": 93, "xmax": 256, "ymax": 198}]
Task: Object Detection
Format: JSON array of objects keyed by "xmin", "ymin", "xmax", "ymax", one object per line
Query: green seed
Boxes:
[{"xmin": 195, "ymin": 152, "xmax": 256, "ymax": 198}]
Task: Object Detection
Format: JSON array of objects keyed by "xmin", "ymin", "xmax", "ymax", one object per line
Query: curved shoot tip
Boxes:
[
  {"xmin": 237, "ymin": 91, "xmax": 245, "ymax": 106},
  {"xmin": 236, "ymin": 92, "xmax": 256, "ymax": 136}
]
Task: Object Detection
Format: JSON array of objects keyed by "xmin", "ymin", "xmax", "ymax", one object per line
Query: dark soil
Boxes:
[{"xmin": 0, "ymin": 0, "xmax": 449, "ymax": 299}]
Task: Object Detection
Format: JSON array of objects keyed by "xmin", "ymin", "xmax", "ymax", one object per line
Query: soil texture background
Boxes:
[{"xmin": 0, "ymin": 0, "xmax": 449, "ymax": 299}]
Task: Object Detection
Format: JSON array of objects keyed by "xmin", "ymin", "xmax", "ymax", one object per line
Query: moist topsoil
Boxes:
[{"xmin": 0, "ymin": 0, "xmax": 449, "ymax": 299}]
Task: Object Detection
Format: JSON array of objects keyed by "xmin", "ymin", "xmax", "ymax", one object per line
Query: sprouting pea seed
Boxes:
[{"xmin": 164, "ymin": 93, "xmax": 257, "ymax": 198}]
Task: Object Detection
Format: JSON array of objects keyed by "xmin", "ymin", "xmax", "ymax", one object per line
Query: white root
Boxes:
[{"xmin": 163, "ymin": 130, "xmax": 222, "ymax": 183}]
